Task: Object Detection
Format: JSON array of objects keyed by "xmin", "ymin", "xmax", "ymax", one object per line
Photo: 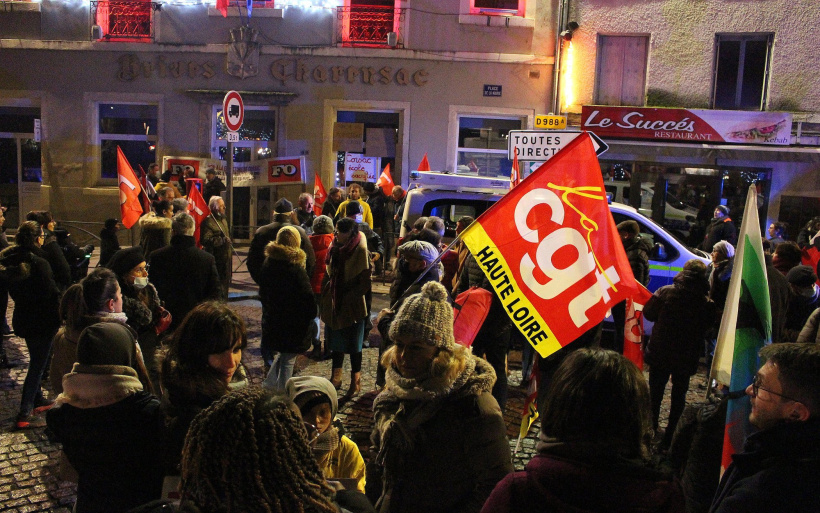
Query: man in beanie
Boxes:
[
  {"xmin": 369, "ymin": 281, "xmax": 513, "ymax": 513},
  {"xmin": 247, "ymin": 197, "xmax": 316, "ymax": 284},
  {"xmin": 149, "ymin": 212, "xmax": 221, "ymax": 331},
  {"xmin": 701, "ymin": 204, "xmax": 737, "ymax": 252},
  {"xmin": 285, "ymin": 375, "xmax": 366, "ymax": 492},
  {"xmin": 46, "ymin": 322, "xmax": 164, "ymax": 513},
  {"xmin": 375, "ymin": 240, "xmax": 441, "ymax": 388},
  {"xmin": 782, "ymin": 265, "xmax": 820, "ymax": 342},
  {"xmin": 609, "ymin": 220, "xmax": 652, "ymax": 354}
]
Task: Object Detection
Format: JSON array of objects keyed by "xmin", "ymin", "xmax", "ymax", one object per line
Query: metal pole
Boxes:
[{"xmin": 226, "ymin": 141, "xmax": 234, "ymax": 240}]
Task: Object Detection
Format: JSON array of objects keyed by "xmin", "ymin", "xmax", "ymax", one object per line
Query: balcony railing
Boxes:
[
  {"xmin": 91, "ymin": 0, "xmax": 158, "ymax": 41},
  {"xmin": 337, "ymin": 6, "xmax": 405, "ymax": 48}
]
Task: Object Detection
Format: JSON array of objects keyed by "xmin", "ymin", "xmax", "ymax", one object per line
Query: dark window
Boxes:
[{"xmin": 713, "ymin": 34, "xmax": 772, "ymax": 110}]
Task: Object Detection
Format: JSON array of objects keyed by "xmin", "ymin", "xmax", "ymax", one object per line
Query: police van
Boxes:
[{"xmin": 400, "ymin": 171, "xmax": 710, "ymax": 294}]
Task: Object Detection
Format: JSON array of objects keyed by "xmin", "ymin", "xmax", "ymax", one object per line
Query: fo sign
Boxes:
[
  {"xmin": 267, "ymin": 157, "xmax": 305, "ymax": 184},
  {"xmin": 222, "ymin": 91, "xmax": 244, "ymax": 132}
]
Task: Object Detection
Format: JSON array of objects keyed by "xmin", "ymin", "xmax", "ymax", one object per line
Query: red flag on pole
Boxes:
[
  {"xmin": 314, "ymin": 174, "xmax": 327, "ymax": 216},
  {"xmin": 187, "ymin": 182, "xmax": 209, "ymax": 246},
  {"xmin": 510, "ymin": 153, "xmax": 521, "ymax": 190},
  {"xmin": 623, "ymin": 282, "xmax": 652, "ymax": 370},
  {"xmin": 417, "ymin": 153, "xmax": 431, "ymax": 172},
  {"xmin": 117, "ymin": 146, "xmax": 144, "ymax": 229},
  {"xmin": 376, "ymin": 163, "xmax": 395, "ymax": 196},
  {"xmin": 460, "ymin": 133, "xmax": 641, "ymax": 358},
  {"xmin": 216, "ymin": 0, "xmax": 228, "ymax": 17}
]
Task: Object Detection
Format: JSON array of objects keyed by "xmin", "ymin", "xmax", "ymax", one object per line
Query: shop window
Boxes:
[
  {"xmin": 470, "ymin": 0, "xmax": 523, "ymax": 16},
  {"xmin": 97, "ymin": 103, "xmax": 157, "ymax": 180},
  {"xmin": 338, "ymin": 0, "xmax": 404, "ymax": 48},
  {"xmin": 212, "ymin": 105, "xmax": 277, "ymax": 163},
  {"xmin": 92, "ymin": 0, "xmax": 158, "ymax": 42},
  {"xmin": 713, "ymin": 33, "xmax": 772, "ymax": 110},
  {"xmin": 594, "ymin": 35, "xmax": 649, "ymax": 106},
  {"xmin": 456, "ymin": 115, "xmax": 524, "ymax": 178}
]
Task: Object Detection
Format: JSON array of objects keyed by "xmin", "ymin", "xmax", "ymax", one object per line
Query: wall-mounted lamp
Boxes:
[{"xmin": 560, "ymin": 21, "xmax": 579, "ymax": 41}]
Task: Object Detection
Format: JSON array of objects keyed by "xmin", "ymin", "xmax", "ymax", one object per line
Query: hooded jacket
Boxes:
[
  {"xmin": 0, "ymin": 244, "xmax": 60, "ymax": 338},
  {"xmin": 46, "ymin": 364, "xmax": 164, "ymax": 513},
  {"xmin": 369, "ymin": 346, "xmax": 512, "ymax": 513},
  {"xmin": 139, "ymin": 213, "xmax": 172, "ymax": 262},
  {"xmin": 259, "ymin": 241, "xmax": 317, "ymax": 353},
  {"xmin": 310, "ymin": 233, "xmax": 334, "ymax": 294},
  {"xmin": 286, "ymin": 376, "xmax": 367, "ymax": 493},
  {"xmin": 623, "ymin": 235, "xmax": 653, "ymax": 286}
]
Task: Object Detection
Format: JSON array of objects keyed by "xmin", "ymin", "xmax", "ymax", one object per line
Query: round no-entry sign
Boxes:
[{"xmin": 223, "ymin": 91, "xmax": 244, "ymax": 132}]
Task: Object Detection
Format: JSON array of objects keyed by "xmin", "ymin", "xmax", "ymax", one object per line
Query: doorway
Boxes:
[{"xmin": 0, "ymin": 106, "xmax": 43, "ymax": 229}]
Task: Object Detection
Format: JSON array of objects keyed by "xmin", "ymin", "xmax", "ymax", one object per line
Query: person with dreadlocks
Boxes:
[
  {"xmin": 368, "ymin": 281, "xmax": 513, "ymax": 513},
  {"xmin": 287, "ymin": 375, "xmax": 367, "ymax": 493},
  {"xmin": 157, "ymin": 301, "xmax": 249, "ymax": 477},
  {"xmin": 177, "ymin": 387, "xmax": 375, "ymax": 513},
  {"xmin": 321, "ymin": 217, "xmax": 372, "ymax": 398}
]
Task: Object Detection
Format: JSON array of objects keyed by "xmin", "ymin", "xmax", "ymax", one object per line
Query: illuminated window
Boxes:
[
  {"xmin": 212, "ymin": 105, "xmax": 277, "ymax": 163},
  {"xmin": 456, "ymin": 115, "xmax": 524, "ymax": 178},
  {"xmin": 594, "ymin": 35, "xmax": 649, "ymax": 106},
  {"xmin": 97, "ymin": 103, "xmax": 157, "ymax": 179},
  {"xmin": 93, "ymin": 0, "xmax": 156, "ymax": 42},
  {"xmin": 339, "ymin": 0, "xmax": 401, "ymax": 48},
  {"xmin": 470, "ymin": 0, "xmax": 523, "ymax": 16}
]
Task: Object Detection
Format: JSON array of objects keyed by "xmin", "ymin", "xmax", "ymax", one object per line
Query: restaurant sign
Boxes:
[{"xmin": 581, "ymin": 106, "xmax": 792, "ymax": 146}]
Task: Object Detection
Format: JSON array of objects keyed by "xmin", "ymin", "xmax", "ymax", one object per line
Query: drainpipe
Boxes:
[{"xmin": 551, "ymin": 0, "xmax": 570, "ymax": 114}]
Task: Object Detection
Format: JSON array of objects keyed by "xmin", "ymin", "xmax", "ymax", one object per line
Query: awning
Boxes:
[{"xmin": 599, "ymin": 139, "xmax": 820, "ymax": 165}]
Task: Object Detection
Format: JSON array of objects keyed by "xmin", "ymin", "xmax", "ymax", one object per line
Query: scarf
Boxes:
[
  {"xmin": 326, "ymin": 231, "xmax": 363, "ymax": 311},
  {"xmin": 312, "ymin": 425, "xmax": 341, "ymax": 461},
  {"xmin": 57, "ymin": 364, "xmax": 144, "ymax": 409}
]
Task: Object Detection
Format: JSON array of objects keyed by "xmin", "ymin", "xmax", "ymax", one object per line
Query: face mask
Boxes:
[{"xmin": 133, "ymin": 277, "xmax": 149, "ymax": 289}]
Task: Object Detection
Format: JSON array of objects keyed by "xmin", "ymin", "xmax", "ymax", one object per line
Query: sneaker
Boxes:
[
  {"xmin": 32, "ymin": 398, "xmax": 55, "ymax": 414},
  {"xmin": 15, "ymin": 414, "xmax": 46, "ymax": 430}
]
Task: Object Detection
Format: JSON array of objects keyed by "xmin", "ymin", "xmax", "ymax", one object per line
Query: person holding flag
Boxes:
[{"xmin": 201, "ymin": 196, "xmax": 233, "ymax": 300}]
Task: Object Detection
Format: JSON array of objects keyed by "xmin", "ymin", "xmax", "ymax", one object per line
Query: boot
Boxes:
[
  {"xmin": 344, "ymin": 371, "xmax": 361, "ymax": 399},
  {"xmin": 330, "ymin": 367, "xmax": 343, "ymax": 390}
]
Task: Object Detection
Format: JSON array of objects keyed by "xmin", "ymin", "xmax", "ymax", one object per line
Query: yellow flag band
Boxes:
[{"xmin": 461, "ymin": 222, "xmax": 561, "ymax": 358}]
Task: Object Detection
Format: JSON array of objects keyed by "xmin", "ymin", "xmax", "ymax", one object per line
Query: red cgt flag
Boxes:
[
  {"xmin": 624, "ymin": 282, "xmax": 653, "ymax": 370},
  {"xmin": 460, "ymin": 133, "xmax": 641, "ymax": 358},
  {"xmin": 314, "ymin": 174, "xmax": 327, "ymax": 216},
  {"xmin": 187, "ymin": 182, "xmax": 209, "ymax": 246},
  {"xmin": 376, "ymin": 163, "xmax": 395, "ymax": 196},
  {"xmin": 117, "ymin": 146, "xmax": 145, "ymax": 229},
  {"xmin": 417, "ymin": 153, "xmax": 431, "ymax": 172}
]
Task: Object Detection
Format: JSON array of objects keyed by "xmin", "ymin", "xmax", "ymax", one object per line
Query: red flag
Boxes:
[
  {"xmin": 623, "ymin": 282, "xmax": 652, "ymax": 370},
  {"xmin": 136, "ymin": 165, "xmax": 152, "ymax": 214},
  {"xmin": 460, "ymin": 133, "xmax": 640, "ymax": 358},
  {"xmin": 417, "ymin": 153, "xmax": 431, "ymax": 172},
  {"xmin": 187, "ymin": 182, "xmax": 209, "ymax": 246},
  {"xmin": 510, "ymin": 153, "xmax": 521, "ymax": 190},
  {"xmin": 314, "ymin": 174, "xmax": 327, "ymax": 216},
  {"xmin": 376, "ymin": 163, "xmax": 395, "ymax": 196},
  {"xmin": 117, "ymin": 146, "xmax": 144, "ymax": 229},
  {"xmin": 216, "ymin": 0, "xmax": 228, "ymax": 17}
]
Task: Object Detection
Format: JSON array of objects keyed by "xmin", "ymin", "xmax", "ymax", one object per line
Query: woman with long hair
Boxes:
[
  {"xmin": 320, "ymin": 217, "xmax": 371, "ymax": 397},
  {"xmin": 157, "ymin": 301, "xmax": 248, "ymax": 475}
]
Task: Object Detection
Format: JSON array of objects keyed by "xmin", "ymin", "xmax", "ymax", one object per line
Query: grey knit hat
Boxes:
[
  {"xmin": 399, "ymin": 240, "xmax": 439, "ymax": 264},
  {"xmin": 312, "ymin": 215, "xmax": 334, "ymax": 235},
  {"xmin": 388, "ymin": 281, "xmax": 454, "ymax": 350},
  {"xmin": 712, "ymin": 240, "xmax": 735, "ymax": 259}
]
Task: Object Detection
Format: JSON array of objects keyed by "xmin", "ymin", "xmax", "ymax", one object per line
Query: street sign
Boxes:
[
  {"xmin": 507, "ymin": 130, "xmax": 608, "ymax": 161},
  {"xmin": 534, "ymin": 115, "xmax": 567, "ymax": 130},
  {"xmin": 222, "ymin": 90, "xmax": 244, "ymax": 132},
  {"xmin": 226, "ymin": 131, "xmax": 239, "ymax": 142}
]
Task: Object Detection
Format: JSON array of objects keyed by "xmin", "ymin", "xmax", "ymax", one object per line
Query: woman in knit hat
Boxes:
[
  {"xmin": 321, "ymin": 217, "xmax": 372, "ymax": 396},
  {"xmin": 369, "ymin": 281, "xmax": 513, "ymax": 513},
  {"xmin": 260, "ymin": 225, "xmax": 317, "ymax": 390},
  {"xmin": 46, "ymin": 322, "xmax": 164, "ymax": 512}
]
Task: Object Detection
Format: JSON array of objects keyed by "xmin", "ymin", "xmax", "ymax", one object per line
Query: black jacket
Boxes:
[
  {"xmin": 710, "ymin": 419, "xmax": 820, "ymax": 513},
  {"xmin": 99, "ymin": 227, "xmax": 121, "ymax": 268},
  {"xmin": 41, "ymin": 236, "xmax": 73, "ymax": 291},
  {"xmin": 247, "ymin": 218, "xmax": 316, "ymax": 284},
  {"xmin": 623, "ymin": 235, "xmax": 652, "ymax": 286},
  {"xmin": 0, "ymin": 245, "xmax": 60, "ymax": 339},
  {"xmin": 701, "ymin": 217, "xmax": 737, "ymax": 252},
  {"xmin": 149, "ymin": 235, "xmax": 221, "ymax": 330},
  {"xmin": 202, "ymin": 177, "xmax": 225, "ymax": 203}
]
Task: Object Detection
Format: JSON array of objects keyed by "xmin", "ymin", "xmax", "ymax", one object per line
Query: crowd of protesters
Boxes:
[{"xmin": 0, "ymin": 176, "xmax": 817, "ymax": 513}]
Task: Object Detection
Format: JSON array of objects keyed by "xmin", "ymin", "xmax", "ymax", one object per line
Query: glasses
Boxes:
[{"xmin": 751, "ymin": 375, "xmax": 802, "ymax": 403}]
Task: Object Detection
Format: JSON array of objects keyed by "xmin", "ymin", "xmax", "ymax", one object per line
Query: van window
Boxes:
[
  {"xmin": 424, "ymin": 199, "xmax": 490, "ymax": 238},
  {"xmin": 611, "ymin": 212, "xmax": 679, "ymax": 263}
]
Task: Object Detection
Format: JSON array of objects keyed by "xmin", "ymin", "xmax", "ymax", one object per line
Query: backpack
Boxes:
[{"xmin": 452, "ymin": 286, "xmax": 493, "ymax": 347}]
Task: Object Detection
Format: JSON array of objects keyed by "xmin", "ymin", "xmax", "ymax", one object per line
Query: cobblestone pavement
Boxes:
[{"xmin": 0, "ymin": 261, "xmax": 709, "ymax": 512}]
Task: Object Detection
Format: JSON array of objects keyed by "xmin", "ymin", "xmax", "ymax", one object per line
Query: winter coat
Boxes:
[
  {"xmin": 40, "ymin": 234, "xmax": 73, "ymax": 291},
  {"xmin": 158, "ymin": 346, "xmax": 249, "ymax": 476},
  {"xmin": 149, "ymin": 235, "xmax": 221, "ymax": 331},
  {"xmin": 701, "ymin": 217, "xmax": 737, "ymax": 252},
  {"xmin": 644, "ymin": 268, "xmax": 717, "ymax": 376},
  {"xmin": 323, "ymin": 198, "xmax": 342, "ymax": 220},
  {"xmin": 369, "ymin": 346, "xmax": 512, "ymax": 513},
  {"xmin": 782, "ymin": 286, "xmax": 820, "ymax": 343},
  {"xmin": 259, "ymin": 242, "xmax": 317, "ymax": 353},
  {"xmin": 796, "ymin": 307, "xmax": 820, "ymax": 344},
  {"xmin": 623, "ymin": 236, "xmax": 652, "ymax": 286},
  {"xmin": 248, "ymin": 217, "xmax": 316, "ymax": 284},
  {"xmin": 310, "ymin": 233, "xmax": 334, "ymax": 294},
  {"xmin": 117, "ymin": 280, "xmax": 162, "ymax": 375},
  {"xmin": 708, "ymin": 259, "xmax": 733, "ymax": 311},
  {"xmin": 0, "ymin": 245, "xmax": 60, "ymax": 339},
  {"xmin": 321, "ymin": 235, "xmax": 372, "ymax": 331},
  {"xmin": 139, "ymin": 213, "xmax": 172, "ymax": 263},
  {"xmin": 202, "ymin": 177, "xmax": 225, "ymax": 203},
  {"xmin": 297, "ymin": 208, "xmax": 316, "ymax": 232},
  {"xmin": 336, "ymin": 199, "xmax": 374, "ymax": 228},
  {"xmin": 46, "ymin": 364, "xmax": 164, "ymax": 513},
  {"xmin": 766, "ymin": 261, "xmax": 791, "ymax": 344},
  {"xmin": 709, "ymin": 419, "xmax": 820, "ymax": 513},
  {"xmin": 200, "ymin": 213, "xmax": 232, "ymax": 297},
  {"xmin": 481, "ymin": 444, "xmax": 685, "ymax": 513},
  {"xmin": 99, "ymin": 227, "xmax": 121, "ymax": 268}
]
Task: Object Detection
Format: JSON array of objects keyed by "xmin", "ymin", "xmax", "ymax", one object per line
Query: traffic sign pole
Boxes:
[{"xmin": 222, "ymin": 91, "xmax": 244, "ymax": 241}]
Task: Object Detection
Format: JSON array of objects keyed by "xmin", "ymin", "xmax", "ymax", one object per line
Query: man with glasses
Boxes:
[{"xmin": 710, "ymin": 343, "xmax": 820, "ymax": 513}]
